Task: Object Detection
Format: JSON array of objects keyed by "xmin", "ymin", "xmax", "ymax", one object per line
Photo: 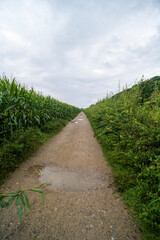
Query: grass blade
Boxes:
[
  {"xmin": 38, "ymin": 182, "xmax": 48, "ymax": 188},
  {"xmin": 30, "ymin": 189, "xmax": 43, "ymax": 193},
  {"xmin": 41, "ymin": 192, "xmax": 44, "ymax": 204},
  {"xmin": 4, "ymin": 197, "xmax": 16, "ymax": 207},
  {"xmin": 0, "ymin": 198, "xmax": 7, "ymax": 208},
  {"xmin": 22, "ymin": 192, "xmax": 30, "ymax": 213},
  {"xmin": 16, "ymin": 194, "xmax": 23, "ymax": 220}
]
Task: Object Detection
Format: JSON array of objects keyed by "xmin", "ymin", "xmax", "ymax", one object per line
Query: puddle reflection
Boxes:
[{"xmin": 36, "ymin": 166, "xmax": 104, "ymax": 192}]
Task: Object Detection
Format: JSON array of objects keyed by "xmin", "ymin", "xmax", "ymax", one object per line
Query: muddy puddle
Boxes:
[
  {"xmin": 28, "ymin": 165, "xmax": 44, "ymax": 177},
  {"xmin": 71, "ymin": 120, "xmax": 79, "ymax": 124},
  {"xmin": 29, "ymin": 166, "xmax": 105, "ymax": 192},
  {"xmin": 71, "ymin": 118, "xmax": 85, "ymax": 124}
]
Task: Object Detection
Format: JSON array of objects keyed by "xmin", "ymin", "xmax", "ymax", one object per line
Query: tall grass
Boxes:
[{"xmin": 85, "ymin": 76, "xmax": 160, "ymax": 240}]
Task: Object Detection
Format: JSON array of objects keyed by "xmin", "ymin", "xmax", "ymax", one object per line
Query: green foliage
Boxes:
[
  {"xmin": 0, "ymin": 119, "xmax": 70, "ymax": 184},
  {"xmin": 0, "ymin": 76, "xmax": 80, "ymax": 140},
  {"xmin": 40, "ymin": 119, "xmax": 68, "ymax": 134},
  {"xmin": 0, "ymin": 183, "xmax": 48, "ymax": 220},
  {"xmin": 0, "ymin": 76, "xmax": 80, "ymax": 184},
  {"xmin": 85, "ymin": 76, "xmax": 160, "ymax": 240}
]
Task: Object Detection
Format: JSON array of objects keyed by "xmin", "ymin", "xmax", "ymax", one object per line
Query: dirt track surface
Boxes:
[{"xmin": 0, "ymin": 112, "xmax": 142, "ymax": 240}]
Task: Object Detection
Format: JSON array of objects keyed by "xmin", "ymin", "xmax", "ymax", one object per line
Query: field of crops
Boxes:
[
  {"xmin": 85, "ymin": 76, "xmax": 160, "ymax": 240},
  {"xmin": 0, "ymin": 77, "xmax": 79, "ymax": 140},
  {"xmin": 0, "ymin": 76, "xmax": 80, "ymax": 183}
]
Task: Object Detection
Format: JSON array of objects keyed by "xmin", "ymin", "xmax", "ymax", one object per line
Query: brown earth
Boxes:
[{"xmin": 0, "ymin": 112, "xmax": 142, "ymax": 240}]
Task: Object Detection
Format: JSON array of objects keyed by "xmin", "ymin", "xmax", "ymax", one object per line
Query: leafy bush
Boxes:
[{"xmin": 85, "ymin": 76, "xmax": 160, "ymax": 239}]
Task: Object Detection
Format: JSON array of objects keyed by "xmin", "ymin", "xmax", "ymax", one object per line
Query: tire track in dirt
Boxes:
[{"xmin": 0, "ymin": 112, "xmax": 142, "ymax": 240}]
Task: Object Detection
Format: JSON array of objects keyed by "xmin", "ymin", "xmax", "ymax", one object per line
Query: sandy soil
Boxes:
[{"xmin": 0, "ymin": 112, "xmax": 142, "ymax": 240}]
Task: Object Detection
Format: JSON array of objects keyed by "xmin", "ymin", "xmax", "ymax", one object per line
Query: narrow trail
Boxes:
[{"xmin": 0, "ymin": 112, "xmax": 142, "ymax": 240}]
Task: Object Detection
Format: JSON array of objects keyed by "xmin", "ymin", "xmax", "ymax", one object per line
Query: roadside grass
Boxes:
[
  {"xmin": 0, "ymin": 119, "xmax": 70, "ymax": 185},
  {"xmin": 91, "ymin": 125, "xmax": 160, "ymax": 240}
]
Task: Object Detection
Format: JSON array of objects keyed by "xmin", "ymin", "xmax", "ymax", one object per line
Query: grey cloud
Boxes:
[{"xmin": 0, "ymin": 0, "xmax": 160, "ymax": 108}]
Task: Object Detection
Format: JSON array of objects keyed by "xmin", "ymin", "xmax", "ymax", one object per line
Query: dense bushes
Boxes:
[
  {"xmin": 0, "ymin": 120, "xmax": 67, "ymax": 184},
  {"xmin": 85, "ymin": 76, "xmax": 160, "ymax": 240}
]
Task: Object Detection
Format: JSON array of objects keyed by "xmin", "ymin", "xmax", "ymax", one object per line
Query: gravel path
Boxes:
[{"xmin": 0, "ymin": 112, "xmax": 142, "ymax": 240}]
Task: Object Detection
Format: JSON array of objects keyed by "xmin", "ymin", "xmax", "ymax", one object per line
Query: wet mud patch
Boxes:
[
  {"xmin": 38, "ymin": 166, "xmax": 105, "ymax": 192},
  {"xmin": 71, "ymin": 118, "xmax": 85, "ymax": 124},
  {"xmin": 28, "ymin": 165, "xmax": 45, "ymax": 177},
  {"xmin": 71, "ymin": 120, "xmax": 79, "ymax": 124}
]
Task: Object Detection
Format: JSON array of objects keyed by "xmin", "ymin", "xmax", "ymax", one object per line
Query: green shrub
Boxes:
[{"xmin": 85, "ymin": 76, "xmax": 160, "ymax": 239}]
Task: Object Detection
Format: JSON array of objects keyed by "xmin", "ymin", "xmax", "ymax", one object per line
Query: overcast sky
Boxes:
[{"xmin": 0, "ymin": 0, "xmax": 160, "ymax": 108}]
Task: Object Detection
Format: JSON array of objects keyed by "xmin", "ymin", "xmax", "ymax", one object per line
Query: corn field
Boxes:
[{"xmin": 0, "ymin": 76, "xmax": 80, "ymax": 140}]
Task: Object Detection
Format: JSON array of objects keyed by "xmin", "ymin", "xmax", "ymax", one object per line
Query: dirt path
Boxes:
[{"xmin": 0, "ymin": 112, "xmax": 142, "ymax": 240}]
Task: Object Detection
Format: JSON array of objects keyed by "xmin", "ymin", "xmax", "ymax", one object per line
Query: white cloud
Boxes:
[{"xmin": 0, "ymin": 0, "xmax": 160, "ymax": 108}]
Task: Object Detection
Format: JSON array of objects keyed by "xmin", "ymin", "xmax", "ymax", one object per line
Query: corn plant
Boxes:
[{"xmin": 0, "ymin": 76, "xmax": 80, "ymax": 140}]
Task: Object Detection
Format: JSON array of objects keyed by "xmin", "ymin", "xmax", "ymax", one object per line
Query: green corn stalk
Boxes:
[{"xmin": 0, "ymin": 76, "xmax": 80, "ymax": 140}]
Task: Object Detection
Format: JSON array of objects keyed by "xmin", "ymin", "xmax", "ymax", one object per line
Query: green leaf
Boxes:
[
  {"xmin": 148, "ymin": 198, "xmax": 160, "ymax": 207},
  {"xmin": 30, "ymin": 189, "xmax": 43, "ymax": 193},
  {"xmin": 5, "ymin": 105, "xmax": 16, "ymax": 112},
  {"xmin": 38, "ymin": 182, "xmax": 48, "ymax": 188},
  {"xmin": 22, "ymin": 192, "xmax": 30, "ymax": 213},
  {"xmin": 0, "ymin": 198, "xmax": 7, "ymax": 208},
  {"xmin": 16, "ymin": 194, "xmax": 23, "ymax": 220},
  {"xmin": 4, "ymin": 197, "xmax": 16, "ymax": 207},
  {"xmin": 41, "ymin": 192, "xmax": 44, "ymax": 204},
  {"xmin": 4, "ymin": 193, "xmax": 17, "ymax": 197}
]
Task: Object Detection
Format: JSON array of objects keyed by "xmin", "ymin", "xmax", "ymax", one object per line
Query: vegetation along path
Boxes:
[{"xmin": 0, "ymin": 112, "xmax": 142, "ymax": 240}]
